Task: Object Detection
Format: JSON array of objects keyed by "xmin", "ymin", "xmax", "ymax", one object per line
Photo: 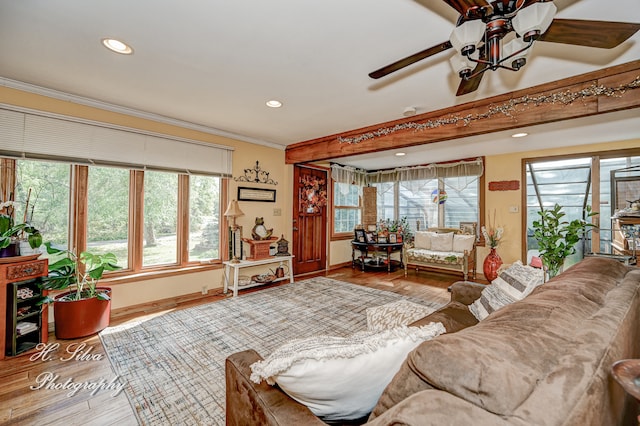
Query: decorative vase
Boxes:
[{"xmin": 483, "ymin": 248, "xmax": 502, "ymax": 282}]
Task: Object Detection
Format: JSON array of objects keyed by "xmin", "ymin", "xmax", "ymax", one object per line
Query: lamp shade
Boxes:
[
  {"xmin": 224, "ymin": 200, "xmax": 244, "ymax": 218},
  {"xmin": 450, "ymin": 20, "xmax": 485, "ymax": 55},
  {"xmin": 449, "ymin": 50, "xmax": 478, "ymax": 76},
  {"xmin": 512, "ymin": 2, "xmax": 557, "ymax": 41},
  {"xmin": 502, "ymin": 37, "xmax": 531, "ymax": 69}
]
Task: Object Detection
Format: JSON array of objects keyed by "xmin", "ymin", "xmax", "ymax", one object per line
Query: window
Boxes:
[
  {"xmin": 87, "ymin": 166, "xmax": 130, "ymax": 268},
  {"xmin": 2, "ymin": 157, "xmax": 224, "ymax": 279},
  {"xmin": 188, "ymin": 175, "xmax": 221, "ymax": 261},
  {"xmin": 143, "ymin": 171, "xmax": 179, "ymax": 266},
  {"xmin": 525, "ymin": 151, "xmax": 640, "ymax": 267},
  {"xmin": 14, "ymin": 159, "xmax": 71, "ymax": 250},
  {"xmin": 333, "ymin": 182, "xmax": 361, "ymax": 234}
]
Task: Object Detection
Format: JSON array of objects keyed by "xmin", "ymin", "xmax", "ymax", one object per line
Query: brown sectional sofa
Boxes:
[{"xmin": 225, "ymin": 257, "xmax": 640, "ymax": 425}]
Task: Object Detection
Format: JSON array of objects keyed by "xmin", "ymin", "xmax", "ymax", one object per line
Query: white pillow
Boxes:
[
  {"xmin": 413, "ymin": 231, "xmax": 433, "ymax": 249},
  {"xmin": 452, "ymin": 234, "xmax": 475, "ymax": 253},
  {"xmin": 469, "ymin": 284, "xmax": 516, "ymax": 321},
  {"xmin": 492, "ymin": 260, "xmax": 544, "ymax": 300},
  {"xmin": 469, "ymin": 261, "xmax": 545, "ymax": 321},
  {"xmin": 430, "ymin": 232, "xmax": 454, "ymax": 252},
  {"xmin": 250, "ymin": 323, "xmax": 446, "ymax": 422}
]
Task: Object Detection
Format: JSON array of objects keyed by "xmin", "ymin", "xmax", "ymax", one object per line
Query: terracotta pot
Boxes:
[
  {"xmin": 483, "ymin": 248, "xmax": 502, "ymax": 282},
  {"xmin": 53, "ymin": 287, "xmax": 111, "ymax": 339}
]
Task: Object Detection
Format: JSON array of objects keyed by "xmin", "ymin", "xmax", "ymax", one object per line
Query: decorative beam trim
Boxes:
[{"xmin": 285, "ymin": 60, "xmax": 640, "ymax": 165}]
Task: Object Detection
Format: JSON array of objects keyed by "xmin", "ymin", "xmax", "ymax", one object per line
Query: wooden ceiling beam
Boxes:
[{"xmin": 285, "ymin": 60, "xmax": 640, "ymax": 165}]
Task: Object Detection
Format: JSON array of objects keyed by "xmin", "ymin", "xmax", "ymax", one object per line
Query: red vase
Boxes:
[{"xmin": 483, "ymin": 248, "xmax": 502, "ymax": 282}]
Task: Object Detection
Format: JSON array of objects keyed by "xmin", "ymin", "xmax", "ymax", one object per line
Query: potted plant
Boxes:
[
  {"xmin": 532, "ymin": 203, "xmax": 598, "ymax": 279},
  {"xmin": 39, "ymin": 242, "xmax": 121, "ymax": 339},
  {"xmin": 0, "ymin": 201, "xmax": 42, "ymax": 257}
]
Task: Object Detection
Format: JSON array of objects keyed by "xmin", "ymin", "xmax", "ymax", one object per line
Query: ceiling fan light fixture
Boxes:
[
  {"xmin": 450, "ymin": 20, "xmax": 485, "ymax": 56},
  {"xmin": 512, "ymin": 2, "xmax": 557, "ymax": 42},
  {"xmin": 449, "ymin": 50, "xmax": 479, "ymax": 78},
  {"xmin": 502, "ymin": 37, "xmax": 531, "ymax": 70}
]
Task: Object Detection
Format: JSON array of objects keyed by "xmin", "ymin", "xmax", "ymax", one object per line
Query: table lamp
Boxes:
[{"xmin": 224, "ymin": 200, "xmax": 244, "ymax": 263}]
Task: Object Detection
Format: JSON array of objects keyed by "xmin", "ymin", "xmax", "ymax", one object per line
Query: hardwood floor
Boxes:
[{"xmin": 0, "ymin": 266, "xmax": 467, "ymax": 425}]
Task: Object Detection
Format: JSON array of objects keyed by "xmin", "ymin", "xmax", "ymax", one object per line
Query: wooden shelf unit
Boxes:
[{"xmin": 0, "ymin": 257, "xmax": 48, "ymax": 360}]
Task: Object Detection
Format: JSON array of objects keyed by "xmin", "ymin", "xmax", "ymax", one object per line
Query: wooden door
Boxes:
[{"xmin": 292, "ymin": 165, "xmax": 327, "ymax": 275}]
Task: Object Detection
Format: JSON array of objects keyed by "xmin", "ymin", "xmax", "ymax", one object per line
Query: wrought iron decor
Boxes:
[{"xmin": 234, "ymin": 161, "xmax": 278, "ymax": 185}]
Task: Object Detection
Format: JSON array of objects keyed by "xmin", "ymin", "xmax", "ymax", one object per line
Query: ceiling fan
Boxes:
[{"xmin": 369, "ymin": 0, "xmax": 640, "ymax": 96}]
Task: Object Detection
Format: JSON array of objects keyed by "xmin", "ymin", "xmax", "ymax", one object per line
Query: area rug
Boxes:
[{"xmin": 99, "ymin": 277, "xmax": 444, "ymax": 425}]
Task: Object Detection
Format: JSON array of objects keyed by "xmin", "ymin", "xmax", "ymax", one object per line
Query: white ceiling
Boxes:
[{"xmin": 0, "ymin": 0, "xmax": 638, "ymax": 169}]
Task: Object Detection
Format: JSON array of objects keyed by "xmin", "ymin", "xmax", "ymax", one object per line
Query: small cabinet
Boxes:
[{"xmin": 0, "ymin": 258, "xmax": 48, "ymax": 360}]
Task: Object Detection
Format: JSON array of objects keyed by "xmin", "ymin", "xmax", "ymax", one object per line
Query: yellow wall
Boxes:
[{"xmin": 0, "ymin": 86, "xmax": 293, "ymax": 311}]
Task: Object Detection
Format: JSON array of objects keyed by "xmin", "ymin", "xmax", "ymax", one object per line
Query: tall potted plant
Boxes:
[
  {"xmin": 532, "ymin": 203, "xmax": 598, "ymax": 279},
  {"xmin": 39, "ymin": 242, "xmax": 121, "ymax": 339}
]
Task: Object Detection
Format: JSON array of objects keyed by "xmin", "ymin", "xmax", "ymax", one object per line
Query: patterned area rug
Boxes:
[{"xmin": 99, "ymin": 277, "xmax": 443, "ymax": 425}]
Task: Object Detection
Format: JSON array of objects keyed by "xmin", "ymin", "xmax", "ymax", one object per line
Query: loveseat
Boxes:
[
  {"xmin": 225, "ymin": 257, "xmax": 640, "ymax": 425},
  {"xmin": 404, "ymin": 227, "xmax": 476, "ymax": 281}
]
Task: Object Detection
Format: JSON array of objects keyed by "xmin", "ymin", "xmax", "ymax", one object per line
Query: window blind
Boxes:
[{"xmin": 0, "ymin": 107, "xmax": 233, "ymax": 176}]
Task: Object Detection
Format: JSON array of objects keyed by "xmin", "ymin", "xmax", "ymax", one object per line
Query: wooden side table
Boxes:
[{"xmin": 223, "ymin": 255, "xmax": 294, "ymax": 297}]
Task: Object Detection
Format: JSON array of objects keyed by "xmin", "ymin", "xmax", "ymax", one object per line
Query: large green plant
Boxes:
[
  {"xmin": 532, "ymin": 204, "xmax": 598, "ymax": 278},
  {"xmin": 40, "ymin": 242, "xmax": 121, "ymax": 302}
]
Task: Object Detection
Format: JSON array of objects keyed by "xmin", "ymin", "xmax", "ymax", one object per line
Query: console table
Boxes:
[
  {"xmin": 351, "ymin": 241, "xmax": 404, "ymax": 272},
  {"xmin": 223, "ymin": 255, "xmax": 294, "ymax": 297}
]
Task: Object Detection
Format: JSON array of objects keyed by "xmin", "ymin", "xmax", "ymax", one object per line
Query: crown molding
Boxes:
[{"xmin": 0, "ymin": 77, "xmax": 286, "ymax": 151}]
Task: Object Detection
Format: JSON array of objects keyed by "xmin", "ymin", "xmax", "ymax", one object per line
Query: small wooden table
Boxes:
[
  {"xmin": 351, "ymin": 241, "xmax": 404, "ymax": 272},
  {"xmin": 223, "ymin": 255, "xmax": 294, "ymax": 297}
]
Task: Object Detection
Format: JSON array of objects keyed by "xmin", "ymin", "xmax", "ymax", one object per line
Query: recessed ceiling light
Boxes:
[
  {"xmin": 266, "ymin": 100, "xmax": 282, "ymax": 108},
  {"xmin": 395, "ymin": 152, "xmax": 406, "ymax": 157},
  {"xmin": 101, "ymin": 38, "xmax": 133, "ymax": 55},
  {"xmin": 511, "ymin": 132, "xmax": 529, "ymax": 138}
]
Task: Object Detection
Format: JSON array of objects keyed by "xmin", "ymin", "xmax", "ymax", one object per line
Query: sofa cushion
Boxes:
[
  {"xmin": 366, "ymin": 300, "xmax": 438, "ymax": 331},
  {"xmin": 413, "ymin": 231, "xmax": 434, "ymax": 250},
  {"xmin": 430, "ymin": 232, "xmax": 453, "ymax": 252},
  {"xmin": 452, "ymin": 234, "xmax": 475, "ymax": 253},
  {"xmin": 249, "ymin": 323, "xmax": 446, "ymax": 422}
]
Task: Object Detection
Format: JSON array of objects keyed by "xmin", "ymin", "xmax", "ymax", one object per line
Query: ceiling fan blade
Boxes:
[
  {"xmin": 442, "ymin": 0, "xmax": 493, "ymax": 18},
  {"xmin": 539, "ymin": 19, "xmax": 640, "ymax": 49},
  {"xmin": 369, "ymin": 41, "xmax": 453, "ymax": 79},
  {"xmin": 456, "ymin": 63, "xmax": 485, "ymax": 96}
]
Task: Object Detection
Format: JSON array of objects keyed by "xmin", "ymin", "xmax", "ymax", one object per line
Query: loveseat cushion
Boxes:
[{"xmin": 370, "ymin": 257, "xmax": 635, "ymax": 420}]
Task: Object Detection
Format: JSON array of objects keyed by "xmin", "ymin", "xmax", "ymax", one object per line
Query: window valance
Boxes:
[
  {"xmin": 331, "ymin": 158, "xmax": 483, "ymax": 185},
  {"xmin": 0, "ymin": 106, "xmax": 233, "ymax": 176}
]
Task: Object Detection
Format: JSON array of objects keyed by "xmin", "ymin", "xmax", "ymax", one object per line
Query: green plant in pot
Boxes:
[
  {"xmin": 0, "ymin": 202, "xmax": 41, "ymax": 257},
  {"xmin": 532, "ymin": 203, "xmax": 598, "ymax": 279},
  {"xmin": 39, "ymin": 242, "xmax": 121, "ymax": 339}
]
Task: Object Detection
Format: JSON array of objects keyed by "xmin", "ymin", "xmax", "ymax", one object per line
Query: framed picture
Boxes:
[
  {"xmin": 396, "ymin": 233, "xmax": 403, "ymax": 243},
  {"xmin": 365, "ymin": 232, "xmax": 376, "ymax": 243},
  {"xmin": 367, "ymin": 224, "xmax": 377, "ymax": 232},
  {"xmin": 460, "ymin": 221, "xmax": 478, "ymax": 238},
  {"xmin": 237, "ymin": 187, "xmax": 277, "ymax": 202},
  {"xmin": 389, "ymin": 233, "xmax": 397, "ymax": 243},
  {"xmin": 378, "ymin": 236, "xmax": 387, "ymax": 244},
  {"xmin": 354, "ymin": 229, "xmax": 365, "ymax": 242}
]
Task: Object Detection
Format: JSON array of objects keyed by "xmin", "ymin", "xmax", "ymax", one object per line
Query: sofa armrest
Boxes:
[
  {"xmin": 225, "ymin": 349, "xmax": 326, "ymax": 426},
  {"xmin": 449, "ymin": 281, "xmax": 485, "ymax": 305}
]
